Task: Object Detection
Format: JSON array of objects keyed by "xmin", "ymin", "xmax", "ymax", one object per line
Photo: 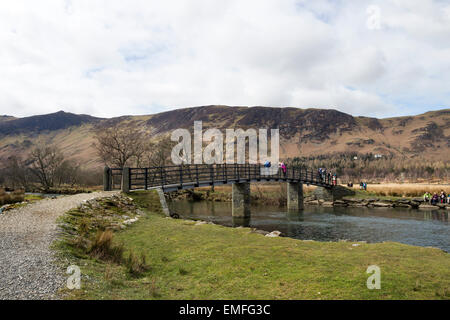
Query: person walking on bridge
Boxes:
[
  {"xmin": 280, "ymin": 162, "xmax": 287, "ymax": 177},
  {"xmin": 332, "ymin": 174, "xmax": 337, "ymax": 186}
]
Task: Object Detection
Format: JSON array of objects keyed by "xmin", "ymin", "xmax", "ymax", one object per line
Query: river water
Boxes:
[{"xmin": 169, "ymin": 200, "xmax": 450, "ymax": 252}]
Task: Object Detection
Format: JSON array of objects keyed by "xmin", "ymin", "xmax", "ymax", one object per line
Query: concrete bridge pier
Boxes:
[
  {"xmin": 287, "ymin": 182, "xmax": 304, "ymax": 211},
  {"xmin": 313, "ymin": 185, "xmax": 355, "ymax": 202},
  {"xmin": 232, "ymin": 182, "xmax": 251, "ymax": 219}
]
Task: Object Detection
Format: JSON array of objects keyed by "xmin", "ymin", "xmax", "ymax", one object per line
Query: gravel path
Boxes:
[{"xmin": 0, "ymin": 191, "xmax": 118, "ymax": 300}]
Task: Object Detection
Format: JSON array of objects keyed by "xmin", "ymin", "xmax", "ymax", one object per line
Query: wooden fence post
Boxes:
[{"xmin": 144, "ymin": 168, "xmax": 148, "ymax": 190}]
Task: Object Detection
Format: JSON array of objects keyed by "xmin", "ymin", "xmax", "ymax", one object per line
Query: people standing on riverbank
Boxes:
[
  {"xmin": 440, "ymin": 190, "xmax": 447, "ymax": 204},
  {"xmin": 423, "ymin": 191, "xmax": 432, "ymax": 203},
  {"xmin": 431, "ymin": 193, "xmax": 439, "ymax": 205}
]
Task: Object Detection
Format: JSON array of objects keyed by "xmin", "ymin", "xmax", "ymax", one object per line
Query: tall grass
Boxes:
[
  {"xmin": 88, "ymin": 230, "xmax": 124, "ymax": 263},
  {"xmin": 352, "ymin": 183, "xmax": 449, "ymax": 197},
  {"xmin": 124, "ymin": 251, "xmax": 150, "ymax": 277},
  {"xmin": 87, "ymin": 230, "xmax": 150, "ymax": 277}
]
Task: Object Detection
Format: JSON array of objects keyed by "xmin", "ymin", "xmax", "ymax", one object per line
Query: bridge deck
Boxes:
[{"xmin": 110, "ymin": 164, "xmax": 334, "ymax": 192}]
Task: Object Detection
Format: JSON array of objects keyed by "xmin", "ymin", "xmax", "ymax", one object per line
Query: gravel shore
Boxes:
[{"xmin": 0, "ymin": 191, "xmax": 118, "ymax": 300}]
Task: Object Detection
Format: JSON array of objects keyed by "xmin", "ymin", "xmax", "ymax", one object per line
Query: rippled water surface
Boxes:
[{"xmin": 169, "ymin": 200, "xmax": 450, "ymax": 252}]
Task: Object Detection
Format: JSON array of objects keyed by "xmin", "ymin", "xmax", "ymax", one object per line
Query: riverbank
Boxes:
[
  {"xmin": 0, "ymin": 192, "xmax": 46, "ymax": 213},
  {"xmin": 55, "ymin": 190, "xmax": 450, "ymax": 300},
  {"xmin": 169, "ymin": 184, "xmax": 450, "ymax": 210},
  {"xmin": 305, "ymin": 190, "xmax": 450, "ymax": 210}
]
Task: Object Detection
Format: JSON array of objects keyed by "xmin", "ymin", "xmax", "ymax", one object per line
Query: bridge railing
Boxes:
[{"xmin": 108, "ymin": 164, "xmax": 333, "ymax": 191}]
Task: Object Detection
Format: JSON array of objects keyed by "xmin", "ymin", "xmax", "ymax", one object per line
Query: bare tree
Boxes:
[
  {"xmin": 55, "ymin": 160, "xmax": 80, "ymax": 187},
  {"xmin": 94, "ymin": 124, "xmax": 147, "ymax": 168},
  {"xmin": 4, "ymin": 156, "xmax": 31, "ymax": 190},
  {"xmin": 30, "ymin": 145, "xmax": 64, "ymax": 190},
  {"xmin": 144, "ymin": 137, "xmax": 176, "ymax": 167}
]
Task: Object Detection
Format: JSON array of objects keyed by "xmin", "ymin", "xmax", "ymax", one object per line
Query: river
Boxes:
[{"xmin": 169, "ymin": 200, "xmax": 450, "ymax": 252}]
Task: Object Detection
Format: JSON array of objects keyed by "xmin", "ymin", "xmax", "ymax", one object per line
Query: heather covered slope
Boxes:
[{"xmin": 0, "ymin": 106, "xmax": 448, "ymax": 172}]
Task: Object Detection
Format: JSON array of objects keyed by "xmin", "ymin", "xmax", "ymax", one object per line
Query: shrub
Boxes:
[{"xmin": 0, "ymin": 189, "xmax": 24, "ymax": 205}]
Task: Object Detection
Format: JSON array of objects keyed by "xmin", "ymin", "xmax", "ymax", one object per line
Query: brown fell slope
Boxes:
[{"xmin": 0, "ymin": 106, "xmax": 448, "ymax": 170}]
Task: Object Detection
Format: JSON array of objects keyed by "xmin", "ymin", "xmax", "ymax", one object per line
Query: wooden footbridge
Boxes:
[
  {"xmin": 104, "ymin": 164, "xmax": 333, "ymax": 192},
  {"xmin": 104, "ymin": 164, "xmax": 338, "ymax": 215}
]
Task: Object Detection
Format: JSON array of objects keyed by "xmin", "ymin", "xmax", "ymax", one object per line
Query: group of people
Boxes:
[
  {"xmin": 359, "ymin": 182, "xmax": 368, "ymax": 190},
  {"xmin": 261, "ymin": 162, "xmax": 337, "ymax": 184},
  {"xmin": 262, "ymin": 160, "xmax": 287, "ymax": 175},
  {"xmin": 423, "ymin": 190, "xmax": 449, "ymax": 205},
  {"xmin": 318, "ymin": 168, "xmax": 338, "ymax": 185}
]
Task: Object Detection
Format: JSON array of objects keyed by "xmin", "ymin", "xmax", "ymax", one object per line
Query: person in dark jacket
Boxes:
[{"xmin": 431, "ymin": 193, "xmax": 439, "ymax": 205}]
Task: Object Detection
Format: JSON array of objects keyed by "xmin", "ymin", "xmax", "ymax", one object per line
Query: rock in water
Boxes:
[{"xmin": 419, "ymin": 204, "xmax": 439, "ymax": 210}]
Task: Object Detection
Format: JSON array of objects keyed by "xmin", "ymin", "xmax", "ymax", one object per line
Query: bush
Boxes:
[{"xmin": 0, "ymin": 189, "xmax": 24, "ymax": 205}]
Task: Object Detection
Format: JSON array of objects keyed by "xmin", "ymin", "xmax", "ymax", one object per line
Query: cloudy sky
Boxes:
[{"xmin": 0, "ymin": 0, "xmax": 449, "ymax": 118}]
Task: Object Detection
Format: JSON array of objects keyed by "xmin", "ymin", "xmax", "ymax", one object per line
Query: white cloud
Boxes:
[{"xmin": 0, "ymin": 0, "xmax": 449, "ymax": 118}]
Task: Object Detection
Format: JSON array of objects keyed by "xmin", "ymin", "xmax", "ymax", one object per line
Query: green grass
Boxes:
[
  {"xmin": 57, "ymin": 190, "xmax": 450, "ymax": 300},
  {"xmin": 24, "ymin": 194, "xmax": 45, "ymax": 201},
  {"xmin": 344, "ymin": 189, "xmax": 406, "ymax": 201}
]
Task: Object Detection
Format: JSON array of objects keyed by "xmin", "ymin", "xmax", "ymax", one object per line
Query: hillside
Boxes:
[{"xmin": 0, "ymin": 106, "xmax": 449, "ymax": 171}]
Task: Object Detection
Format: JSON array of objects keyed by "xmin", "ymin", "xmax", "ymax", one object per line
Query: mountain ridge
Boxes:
[{"xmin": 0, "ymin": 106, "xmax": 448, "ymax": 169}]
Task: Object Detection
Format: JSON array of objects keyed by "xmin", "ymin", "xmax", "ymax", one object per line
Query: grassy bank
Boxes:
[{"xmin": 55, "ymin": 190, "xmax": 450, "ymax": 300}]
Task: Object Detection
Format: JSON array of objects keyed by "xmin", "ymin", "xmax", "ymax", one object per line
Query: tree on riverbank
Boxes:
[
  {"xmin": 29, "ymin": 144, "xmax": 65, "ymax": 190},
  {"xmin": 94, "ymin": 124, "xmax": 147, "ymax": 168}
]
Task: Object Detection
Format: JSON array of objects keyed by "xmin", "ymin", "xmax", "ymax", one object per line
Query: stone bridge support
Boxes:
[
  {"xmin": 287, "ymin": 182, "xmax": 304, "ymax": 211},
  {"xmin": 232, "ymin": 182, "xmax": 250, "ymax": 218},
  {"xmin": 156, "ymin": 187, "xmax": 171, "ymax": 217},
  {"xmin": 313, "ymin": 185, "xmax": 355, "ymax": 202}
]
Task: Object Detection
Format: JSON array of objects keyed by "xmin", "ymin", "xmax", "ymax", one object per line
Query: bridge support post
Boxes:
[
  {"xmin": 287, "ymin": 182, "xmax": 304, "ymax": 211},
  {"xmin": 121, "ymin": 167, "xmax": 130, "ymax": 193},
  {"xmin": 156, "ymin": 188, "xmax": 171, "ymax": 217},
  {"xmin": 313, "ymin": 186, "xmax": 355, "ymax": 201},
  {"xmin": 314, "ymin": 187, "xmax": 334, "ymax": 201},
  {"xmin": 232, "ymin": 182, "xmax": 250, "ymax": 218},
  {"xmin": 103, "ymin": 166, "xmax": 111, "ymax": 191}
]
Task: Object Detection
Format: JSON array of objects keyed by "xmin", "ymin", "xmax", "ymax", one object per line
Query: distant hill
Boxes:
[
  {"xmin": 0, "ymin": 106, "xmax": 449, "ymax": 170},
  {"xmin": 0, "ymin": 115, "xmax": 16, "ymax": 123},
  {"xmin": 0, "ymin": 111, "xmax": 102, "ymax": 135}
]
